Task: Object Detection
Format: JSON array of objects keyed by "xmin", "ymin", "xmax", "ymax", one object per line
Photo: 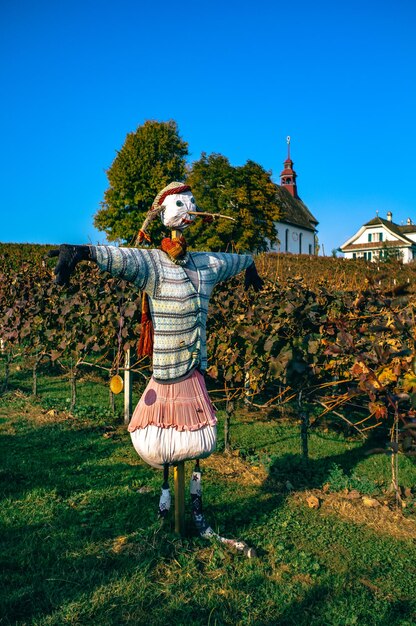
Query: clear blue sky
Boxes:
[{"xmin": 1, "ymin": 0, "xmax": 415, "ymax": 254}]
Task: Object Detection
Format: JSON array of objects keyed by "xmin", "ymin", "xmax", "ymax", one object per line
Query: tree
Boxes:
[
  {"xmin": 94, "ymin": 120, "xmax": 188, "ymax": 243},
  {"xmin": 379, "ymin": 243, "xmax": 403, "ymax": 262},
  {"xmin": 185, "ymin": 153, "xmax": 281, "ymax": 252}
]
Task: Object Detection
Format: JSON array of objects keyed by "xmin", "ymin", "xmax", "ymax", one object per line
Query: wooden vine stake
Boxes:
[
  {"xmin": 298, "ymin": 390, "xmax": 309, "ymax": 460},
  {"xmin": 390, "ymin": 405, "xmax": 402, "ymax": 508},
  {"xmin": 124, "ymin": 348, "xmax": 132, "ymax": 425}
]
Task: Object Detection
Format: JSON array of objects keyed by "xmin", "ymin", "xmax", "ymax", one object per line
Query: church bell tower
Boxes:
[{"xmin": 280, "ymin": 136, "xmax": 298, "ymax": 198}]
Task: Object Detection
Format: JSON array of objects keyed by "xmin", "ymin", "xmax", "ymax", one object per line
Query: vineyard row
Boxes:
[{"xmin": 1, "ymin": 250, "xmax": 416, "ymax": 457}]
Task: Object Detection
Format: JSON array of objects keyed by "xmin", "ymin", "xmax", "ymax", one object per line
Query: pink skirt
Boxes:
[{"xmin": 128, "ymin": 369, "xmax": 217, "ymax": 433}]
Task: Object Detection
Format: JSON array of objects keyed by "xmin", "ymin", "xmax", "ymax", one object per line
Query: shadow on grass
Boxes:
[
  {"xmin": 204, "ymin": 430, "xmax": 381, "ymax": 538},
  {"xmin": 1, "ymin": 410, "xmax": 414, "ymax": 625},
  {"xmin": 264, "ymin": 579, "xmax": 416, "ymax": 626},
  {"xmin": 0, "ymin": 418, "xmax": 169, "ymax": 623}
]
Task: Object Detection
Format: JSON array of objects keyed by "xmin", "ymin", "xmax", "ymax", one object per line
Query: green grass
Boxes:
[
  {"xmin": 6, "ymin": 361, "xmax": 145, "ymax": 415},
  {"xmin": 1, "ymin": 367, "xmax": 416, "ymax": 625},
  {"xmin": 227, "ymin": 412, "xmax": 416, "ymax": 498}
]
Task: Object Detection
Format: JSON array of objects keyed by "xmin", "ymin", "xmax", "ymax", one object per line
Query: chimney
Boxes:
[{"xmin": 387, "ymin": 211, "xmax": 393, "ymax": 222}]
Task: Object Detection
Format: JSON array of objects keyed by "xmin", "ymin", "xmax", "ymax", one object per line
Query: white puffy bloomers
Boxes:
[{"xmin": 128, "ymin": 369, "xmax": 217, "ymax": 469}]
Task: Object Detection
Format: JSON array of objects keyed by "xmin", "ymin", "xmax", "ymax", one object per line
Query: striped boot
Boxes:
[
  {"xmin": 190, "ymin": 463, "xmax": 214, "ymax": 537},
  {"xmin": 158, "ymin": 464, "xmax": 171, "ymax": 518}
]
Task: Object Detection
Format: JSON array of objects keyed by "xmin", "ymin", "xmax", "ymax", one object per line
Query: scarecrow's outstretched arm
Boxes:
[
  {"xmin": 49, "ymin": 244, "xmax": 154, "ymax": 292},
  {"xmin": 90, "ymin": 245, "xmax": 153, "ymax": 291},
  {"xmin": 207, "ymin": 253, "xmax": 263, "ymax": 291}
]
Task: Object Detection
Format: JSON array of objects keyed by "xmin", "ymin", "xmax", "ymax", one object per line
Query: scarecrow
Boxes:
[{"xmin": 50, "ymin": 181, "xmax": 262, "ymax": 551}]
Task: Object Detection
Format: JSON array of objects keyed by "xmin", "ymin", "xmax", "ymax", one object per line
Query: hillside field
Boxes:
[{"xmin": 1, "ymin": 243, "xmax": 416, "ymax": 624}]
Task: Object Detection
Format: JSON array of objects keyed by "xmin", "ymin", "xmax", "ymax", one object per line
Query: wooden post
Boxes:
[
  {"xmin": 124, "ymin": 348, "xmax": 132, "ymax": 425},
  {"xmin": 171, "ymin": 228, "xmax": 185, "ymax": 535},
  {"xmin": 244, "ymin": 366, "xmax": 251, "ymax": 405},
  {"xmin": 174, "ymin": 461, "xmax": 186, "ymax": 535}
]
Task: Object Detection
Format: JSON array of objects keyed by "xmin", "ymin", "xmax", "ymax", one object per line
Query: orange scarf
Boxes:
[{"xmin": 160, "ymin": 235, "xmax": 187, "ymax": 261}]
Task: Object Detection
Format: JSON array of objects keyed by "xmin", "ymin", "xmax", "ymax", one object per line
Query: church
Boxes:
[{"xmin": 270, "ymin": 138, "xmax": 319, "ymax": 254}]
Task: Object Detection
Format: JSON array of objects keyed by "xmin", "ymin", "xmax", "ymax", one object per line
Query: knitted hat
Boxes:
[{"xmin": 136, "ymin": 182, "xmax": 191, "ymax": 244}]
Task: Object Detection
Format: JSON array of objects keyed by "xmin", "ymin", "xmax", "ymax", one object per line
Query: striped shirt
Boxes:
[{"xmin": 91, "ymin": 247, "xmax": 253, "ymax": 381}]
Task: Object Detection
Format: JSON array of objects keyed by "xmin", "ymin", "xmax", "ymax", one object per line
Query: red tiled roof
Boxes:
[
  {"xmin": 342, "ymin": 240, "xmax": 412, "ymax": 252},
  {"xmin": 399, "ymin": 224, "xmax": 416, "ymax": 234}
]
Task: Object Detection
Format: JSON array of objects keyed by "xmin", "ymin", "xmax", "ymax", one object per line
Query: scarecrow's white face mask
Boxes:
[{"xmin": 160, "ymin": 191, "xmax": 198, "ymax": 230}]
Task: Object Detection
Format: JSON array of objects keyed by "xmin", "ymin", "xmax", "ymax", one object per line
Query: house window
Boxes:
[
  {"xmin": 285, "ymin": 228, "xmax": 289, "ymax": 252},
  {"xmin": 364, "ymin": 251, "xmax": 372, "ymax": 261},
  {"xmin": 352, "ymin": 253, "xmax": 357, "ymax": 259},
  {"xmin": 379, "ymin": 232, "xmax": 383, "ymax": 242},
  {"xmin": 368, "ymin": 233, "xmax": 372, "ymax": 242},
  {"xmin": 309, "ymin": 244, "xmax": 312, "ymax": 255},
  {"xmin": 299, "ymin": 233, "xmax": 303, "ymax": 254}
]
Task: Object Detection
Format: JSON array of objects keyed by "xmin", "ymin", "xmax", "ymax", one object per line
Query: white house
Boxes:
[
  {"xmin": 269, "ymin": 139, "xmax": 319, "ymax": 255},
  {"xmin": 340, "ymin": 212, "xmax": 416, "ymax": 263}
]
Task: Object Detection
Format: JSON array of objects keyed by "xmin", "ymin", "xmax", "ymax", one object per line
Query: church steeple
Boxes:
[{"xmin": 280, "ymin": 136, "xmax": 298, "ymax": 198}]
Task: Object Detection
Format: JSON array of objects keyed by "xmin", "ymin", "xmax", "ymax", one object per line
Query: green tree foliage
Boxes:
[
  {"xmin": 380, "ymin": 243, "xmax": 402, "ymax": 262},
  {"xmin": 185, "ymin": 153, "xmax": 281, "ymax": 252},
  {"xmin": 94, "ymin": 120, "xmax": 188, "ymax": 243}
]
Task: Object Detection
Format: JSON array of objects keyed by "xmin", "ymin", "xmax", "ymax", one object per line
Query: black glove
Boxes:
[
  {"xmin": 48, "ymin": 244, "xmax": 92, "ymax": 286},
  {"xmin": 244, "ymin": 262, "xmax": 263, "ymax": 292}
]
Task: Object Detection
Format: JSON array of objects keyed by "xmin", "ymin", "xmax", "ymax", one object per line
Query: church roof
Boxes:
[{"xmin": 275, "ymin": 185, "xmax": 318, "ymax": 231}]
